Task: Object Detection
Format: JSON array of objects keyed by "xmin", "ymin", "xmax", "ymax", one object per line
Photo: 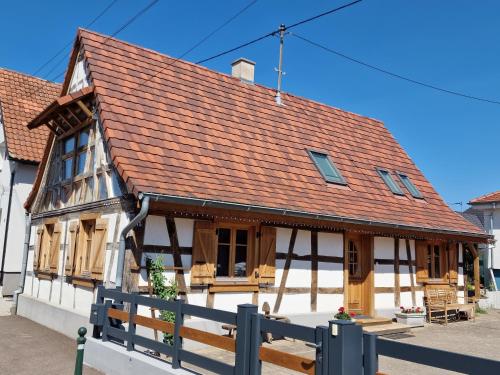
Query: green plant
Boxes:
[
  {"xmin": 475, "ymin": 305, "xmax": 487, "ymax": 314},
  {"xmin": 147, "ymin": 257, "xmax": 178, "ymax": 345},
  {"xmin": 334, "ymin": 307, "xmax": 355, "ymax": 320},
  {"xmin": 466, "ymin": 282, "xmax": 475, "ymax": 292},
  {"xmin": 399, "ymin": 306, "xmax": 424, "ymax": 314}
]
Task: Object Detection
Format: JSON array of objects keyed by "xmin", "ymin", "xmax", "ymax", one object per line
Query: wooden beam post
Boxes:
[
  {"xmin": 311, "ymin": 231, "xmax": 318, "ymax": 312},
  {"xmin": 166, "ymin": 218, "xmax": 188, "ymax": 303},
  {"xmin": 405, "ymin": 239, "xmax": 417, "ymax": 306},
  {"xmin": 468, "ymin": 243, "xmax": 480, "ymax": 300},
  {"xmin": 273, "ymin": 228, "xmax": 298, "ymax": 313},
  {"xmin": 394, "ymin": 238, "xmax": 400, "ymax": 308}
]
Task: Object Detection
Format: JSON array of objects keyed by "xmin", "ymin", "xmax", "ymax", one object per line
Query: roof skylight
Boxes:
[
  {"xmin": 397, "ymin": 172, "xmax": 423, "ymax": 198},
  {"xmin": 308, "ymin": 150, "xmax": 346, "ymax": 185},
  {"xmin": 377, "ymin": 168, "xmax": 404, "ymax": 195}
]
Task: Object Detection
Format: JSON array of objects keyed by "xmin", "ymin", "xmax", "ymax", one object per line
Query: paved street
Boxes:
[{"xmin": 0, "ymin": 314, "xmax": 102, "ymax": 375}]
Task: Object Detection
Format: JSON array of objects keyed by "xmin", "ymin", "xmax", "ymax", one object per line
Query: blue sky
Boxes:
[{"xmin": 1, "ymin": 0, "xmax": 498, "ymax": 209}]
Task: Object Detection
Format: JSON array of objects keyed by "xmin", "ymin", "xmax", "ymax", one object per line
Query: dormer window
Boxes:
[
  {"xmin": 308, "ymin": 150, "xmax": 346, "ymax": 185},
  {"xmin": 377, "ymin": 168, "xmax": 404, "ymax": 195},
  {"xmin": 61, "ymin": 126, "xmax": 92, "ymax": 181},
  {"xmin": 397, "ymin": 172, "xmax": 423, "ymax": 198}
]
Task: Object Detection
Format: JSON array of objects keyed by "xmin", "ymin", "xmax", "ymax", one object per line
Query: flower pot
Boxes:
[{"xmin": 395, "ymin": 312, "xmax": 425, "ymax": 327}]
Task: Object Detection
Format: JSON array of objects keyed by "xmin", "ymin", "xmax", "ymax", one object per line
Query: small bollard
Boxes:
[{"xmin": 74, "ymin": 327, "xmax": 87, "ymax": 375}]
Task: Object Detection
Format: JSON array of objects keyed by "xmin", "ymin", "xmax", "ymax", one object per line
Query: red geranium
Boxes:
[
  {"xmin": 349, "ymin": 312, "xmax": 356, "ymax": 317},
  {"xmin": 338, "ymin": 307, "xmax": 345, "ymax": 313}
]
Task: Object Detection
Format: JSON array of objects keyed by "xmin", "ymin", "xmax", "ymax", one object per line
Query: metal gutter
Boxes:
[
  {"xmin": 116, "ymin": 195, "xmax": 150, "ymax": 289},
  {"xmin": 143, "ymin": 192, "xmax": 490, "ymax": 240}
]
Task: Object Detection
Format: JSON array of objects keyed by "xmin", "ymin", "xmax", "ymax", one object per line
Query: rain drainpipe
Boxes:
[
  {"xmin": 0, "ymin": 165, "xmax": 16, "ymax": 288},
  {"xmin": 490, "ymin": 203, "xmax": 497, "ymax": 291},
  {"xmin": 115, "ymin": 195, "xmax": 150, "ymax": 289},
  {"xmin": 12, "ymin": 213, "xmax": 31, "ymax": 314}
]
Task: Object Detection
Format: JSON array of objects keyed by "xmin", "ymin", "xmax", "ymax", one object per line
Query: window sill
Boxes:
[
  {"xmin": 36, "ymin": 271, "xmax": 57, "ymax": 280},
  {"xmin": 209, "ymin": 282, "xmax": 258, "ymax": 293},
  {"xmin": 70, "ymin": 276, "xmax": 101, "ymax": 288}
]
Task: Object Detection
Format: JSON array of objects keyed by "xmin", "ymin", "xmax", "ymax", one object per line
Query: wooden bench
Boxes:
[{"xmin": 425, "ymin": 286, "xmax": 475, "ymax": 325}]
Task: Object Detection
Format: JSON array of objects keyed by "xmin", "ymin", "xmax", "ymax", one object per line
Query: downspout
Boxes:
[
  {"xmin": 115, "ymin": 195, "xmax": 150, "ymax": 289},
  {"xmin": 490, "ymin": 203, "xmax": 497, "ymax": 290},
  {"xmin": 12, "ymin": 212, "xmax": 31, "ymax": 313},
  {"xmin": 0, "ymin": 164, "xmax": 16, "ymax": 287}
]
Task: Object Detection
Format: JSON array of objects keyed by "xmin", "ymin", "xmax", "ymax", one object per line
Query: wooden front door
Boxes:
[{"xmin": 345, "ymin": 234, "xmax": 373, "ymax": 316}]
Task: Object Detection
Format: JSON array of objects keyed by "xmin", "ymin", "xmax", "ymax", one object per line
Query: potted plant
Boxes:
[
  {"xmin": 334, "ymin": 307, "xmax": 356, "ymax": 321},
  {"xmin": 395, "ymin": 306, "xmax": 425, "ymax": 327}
]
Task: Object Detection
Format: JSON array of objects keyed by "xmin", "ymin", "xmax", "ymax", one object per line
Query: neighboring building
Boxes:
[
  {"xmin": 0, "ymin": 69, "xmax": 60, "ymax": 296},
  {"xmin": 17, "ymin": 29, "xmax": 489, "ymax": 336},
  {"xmin": 467, "ymin": 192, "xmax": 500, "ymax": 290}
]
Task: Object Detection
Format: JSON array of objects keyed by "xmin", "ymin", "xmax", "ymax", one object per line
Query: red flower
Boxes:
[
  {"xmin": 338, "ymin": 307, "xmax": 345, "ymax": 313},
  {"xmin": 400, "ymin": 306, "xmax": 404, "ymax": 310},
  {"xmin": 349, "ymin": 312, "xmax": 356, "ymax": 317}
]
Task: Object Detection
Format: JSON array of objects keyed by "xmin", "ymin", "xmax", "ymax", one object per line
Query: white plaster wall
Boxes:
[
  {"xmin": 317, "ymin": 293, "xmax": 343, "ymax": 312},
  {"xmin": 175, "ymin": 218, "xmax": 194, "ymax": 247},
  {"xmin": 374, "ymin": 237, "xmax": 394, "ymax": 288},
  {"xmin": 274, "ymin": 293, "xmax": 310, "ymax": 314},
  {"xmin": 374, "ymin": 293, "xmax": 393, "ymax": 310},
  {"xmin": 213, "ymin": 293, "xmax": 253, "ymax": 312},
  {"xmin": 318, "ymin": 262, "xmax": 343, "ymax": 288},
  {"xmin": 144, "ymin": 215, "xmax": 170, "ymax": 246}
]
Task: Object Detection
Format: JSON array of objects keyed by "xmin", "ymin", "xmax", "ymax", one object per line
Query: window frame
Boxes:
[
  {"xmin": 376, "ymin": 168, "xmax": 404, "ymax": 195},
  {"xmin": 214, "ymin": 223, "xmax": 255, "ymax": 281},
  {"xmin": 60, "ymin": 126, "xmax": 92, "ymax": 183},
  {"xmin": 396, "ymin": 171, "xmax": 423, "ymax": 199},
  {"xmin": 307, "ymin": 149, "xmax": 347, "ymax": 185}
]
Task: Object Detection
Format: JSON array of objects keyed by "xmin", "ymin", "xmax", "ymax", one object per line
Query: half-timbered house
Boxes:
[{"xmin": 17, "ymin": 29, "xmax": 489, "ymax": 335}]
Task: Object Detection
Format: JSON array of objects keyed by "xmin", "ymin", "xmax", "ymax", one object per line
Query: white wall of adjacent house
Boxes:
[
  {"xmin": 24, "ymin": 210, "xmax": 128, "ymax": 315},
  {"xmin": 0, "ymin": 123, "xmax": 38, "ymax": 295}
]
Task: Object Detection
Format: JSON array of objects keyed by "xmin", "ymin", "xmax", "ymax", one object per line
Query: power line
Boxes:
[
  {"xmin": 292, "ymin": 32, "xmax": 500, "ymax": 106},
  {"xmin": 46, "ymin": 0, "xmax": 161, "ymax": 83},
  {"xmin": 32, "ymin": 0, "xmax": 119, "ymax": 76},
  {"xmin": 116, "ymin": 0, "xmax": 259, "ymax": 99},
  {"xmin": 196, "ymin": 0, "xmax": 362, "ymax": 65}
]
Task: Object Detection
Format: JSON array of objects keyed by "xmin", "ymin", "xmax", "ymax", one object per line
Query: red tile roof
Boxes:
[
  {"xmin": 0, "ymin": 69, "xmax": 60, "ymax": 162},
  {"xmin": 469, "ymin": 191, "xmax": 500, "ymax": 204},
  {"xmin": 33, "ymin": 29, "xmax": 486, "ymax": 237}
]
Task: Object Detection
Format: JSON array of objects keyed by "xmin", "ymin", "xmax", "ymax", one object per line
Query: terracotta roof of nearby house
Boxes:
[
  {"xmin": 469, "ymin": 191, "xmax": 500, "ymax": 205},
  {"xmin": 28, "ymin": 29, "xmax": 486, "ymax": 237},
  {"xmin": 0, "ymin": 68, "xmax": 60, "ymax": 162}
]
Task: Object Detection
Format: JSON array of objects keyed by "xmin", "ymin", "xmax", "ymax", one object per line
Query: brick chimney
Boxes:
[{"xmin": 231, "ymin": 58, "xmax": 255, "ymax": 83}]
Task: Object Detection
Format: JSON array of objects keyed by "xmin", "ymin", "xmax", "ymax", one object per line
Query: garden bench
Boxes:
[{"xmin": 425, "ymin": 286, "xmax": 474, "ymax": 325}]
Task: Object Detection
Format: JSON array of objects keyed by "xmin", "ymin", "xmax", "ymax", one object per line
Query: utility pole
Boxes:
[{"xmin": 275, "ymin": 24, "xmax": 286, "ymax": 105}]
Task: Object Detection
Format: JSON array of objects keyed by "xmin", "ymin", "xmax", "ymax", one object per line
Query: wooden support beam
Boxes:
[
  {"xmin": 77, "ymin": 100, "xmax": 93, "ymax": 117},
  {"xmin": 394, "ymin": 238, "xmax": 400, "ymax": 308},
  {"xmin": 405, "ymin": 239, "xmax": 417, "ymax": 306},
  {"xmin": 57, "ymin": 113, "xmax": 73, "ymax": 131},
  {"xmin": 166, "ymin": 218, "xmax": 188, "ymax": 303},
  {"xmin": 310, "ymin": 231, "xmax": 318, "ymax": 312},
  {"xmin": 273, "ymin": 228, "xmax": 298, "ymax": 313},
  {"xmin": 468, "ymin": 242, "xmax": 480, "ymax": 300}
]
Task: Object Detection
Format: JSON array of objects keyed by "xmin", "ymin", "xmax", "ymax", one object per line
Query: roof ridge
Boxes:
[
  {"xmin": 0, "ymin": 67, "xmax": 61, "ymax": 87},
  {"xmin": 470, "ymin": 190, "xmax": 500, "ymax": 203},
  {"xmin": 78, "ymin": 28, "xmax": 383, "ymax": 125}
]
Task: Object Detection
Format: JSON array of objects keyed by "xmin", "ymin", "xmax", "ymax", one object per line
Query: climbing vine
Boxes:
[{"xmin": 146, "ymin": 256, "xmax": 178, "ymax": 345}]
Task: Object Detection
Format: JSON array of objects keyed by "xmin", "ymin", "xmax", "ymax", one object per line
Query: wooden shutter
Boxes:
[
  {"xmin": 49, "ymin": 223, "xmax": 62, "ymax": 273},
  {"xmin": 191, "ymin": 221, "xmax": 216, "ymax": 285},
  {"xmin": 259, "ymin": 226, "xmax": 276, "ymax": 283},
  {"xmin": 415, "ymin": 240, "xmax": 428, "ymax": 283},
  {"xmin": 448, "ymin": 243, "xmax": 458, "ymax": 283},
  {"xmin": 33, "ymin": 227, "xmax": 44, "ymax": 271},
  {"xmin": 90, "ymin": 218, "xmax": 108, "ymax": 280},
  {"xmin": 65, "ymin": 222, "xmax": 79, "ymax": 276}
]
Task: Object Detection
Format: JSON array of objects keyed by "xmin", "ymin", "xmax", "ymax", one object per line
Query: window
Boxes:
[
  {"xmin": 377, "ymin": 168, "xmax": 404, "ymax": 195},
  {"xmin": 416, "ymin": 240, "xmax": 447, "ymax": 282},
  {"xmin": 34, "ymin": 223, "xmax": 62, "ymax": 276},
  {"xmin": 65, "ymin": 217, "xmax": 108, "ymax": 283},
  {"xmin": 347, "ymin": 240, "xmax": 361, "ymax": 278},
  {"xmin": 216, "ymin": 226, "xmax": 251, "ymax": 278},
  {"xmin": 61, "ymin": 126, "xmax": 92, "ymax": 181},
  {"xmin": 397, "ymin": 172, "xmax": 423, "ymax": 198},
  {"xmin": 308, "ymin": 150, "xmax": 346, "ymax": 184}
]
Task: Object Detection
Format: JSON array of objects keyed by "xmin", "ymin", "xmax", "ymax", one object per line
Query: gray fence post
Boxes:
[
  {"xmin": 235, "ymin": 304, "xmax": 258, "ymax": 375},
  {"xmin": 126, "ymin": 293, "xmax": 138, "ymax": 351},
  {"xmin": 249, "ymin": 313, "xmax": 262, "ymax": 375},
  {"xmin": 329, "ymin": 320, "xmax": 363, "ymax": 375},
  {"xmin": 363, "ymin": 333, "xmax": 378, "ymax": 375},
  {"xmin": 172, "ymin": 298, "xmax": 184, "ymax": 369},
  {"xmin": 101, "ymin": 299, "xmax": 112, "ymax": 342},
  {"xmin": 315, "ymin": 325, "xmax": 329, "ymax": 375}
]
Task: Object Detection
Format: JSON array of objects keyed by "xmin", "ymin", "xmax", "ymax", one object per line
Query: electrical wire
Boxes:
[
  {"xmin": 292, "ymin": 32, "xmax": 500, "ymax": 106},
  {"xmin": 32, "ymin": 0, "xmax": 119, "ymax": 76},
  {"xmin": 120, "ymin": 0, "xmax": 259, "ymax": 97},
  {"xmin": 196, "ymin": 0, "xmax": 362, "ymax": 65}
]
